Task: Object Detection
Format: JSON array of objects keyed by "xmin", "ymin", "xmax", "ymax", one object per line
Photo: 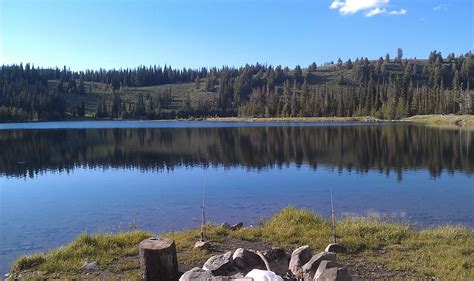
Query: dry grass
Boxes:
[{"xmin": 404, "ymin": 114, "xmax": 474, "ymax": 130}]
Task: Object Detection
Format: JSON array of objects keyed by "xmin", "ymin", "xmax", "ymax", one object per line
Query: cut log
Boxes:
[{"xmin": 139, "ymin": 237, "xmax": 178, "ymax": 281}]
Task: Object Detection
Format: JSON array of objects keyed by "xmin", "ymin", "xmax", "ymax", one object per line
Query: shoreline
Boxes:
[
  {"xmin": 8, "ymin": 208, "xmax": 473, "ymax": 280},
  {"xmin": 0, "ymin": 116, "xmax": 384, "ymax": 124},
  {"xmin": 0, "ymin": 114, "xmax": 473, "ymax": 128},
  {"xmin": 202, "ymin": 116, "xmax": 383, "ymax": 123}
]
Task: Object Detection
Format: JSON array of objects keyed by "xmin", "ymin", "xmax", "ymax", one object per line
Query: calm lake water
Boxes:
[{"xmin": 0, "ymin": 121, "xmax": 473, "ymax": 274}]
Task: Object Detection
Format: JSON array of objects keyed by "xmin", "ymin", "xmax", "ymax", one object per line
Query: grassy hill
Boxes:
[
  {"xmin": 57, "ymin": 60, "xmax": 430, "ymax": 118},
  {"xmin": 51, "ymin": 81, "xmax": 211, "ymax": 118},
  {"xmin": 3, "ymin": 52, "xmax": 472, "ymax": 121}
]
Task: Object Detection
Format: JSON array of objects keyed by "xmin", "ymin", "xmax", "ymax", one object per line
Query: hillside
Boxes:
[
  {"xmin": 59, "ymin": 66, "xmax": 357, "ymax": 117},
  {"xmin": 1, "ymin": 50, "xmax": 473, "ymax": 121}
]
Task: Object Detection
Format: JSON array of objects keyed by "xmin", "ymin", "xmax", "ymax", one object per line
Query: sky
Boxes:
[{"xmin": 0, "ymin": 0, "xmax": 473, "ymax": 70}]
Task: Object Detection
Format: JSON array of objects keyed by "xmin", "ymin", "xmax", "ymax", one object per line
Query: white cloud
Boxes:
[
  {"xmin": 433, "ymin": 4, "xmax": 448, "ymax": 12},
  {"xmin": 389, "ymin": 9, "xmax": 407, "ymax": 15},
  {"xmin": 365, "ymin": 7, "xmax": 386, "ymax": 17},
  {"xmin": 329, "ymin": 1, "xmax": 344, "ymax": 9},
  {"xmin": 328, "ymin": 0, "xmax": 388, "ymax": 15},
  {"xmin": 329, "ymin": 0, "xmax": 407, "ymax": 16}
]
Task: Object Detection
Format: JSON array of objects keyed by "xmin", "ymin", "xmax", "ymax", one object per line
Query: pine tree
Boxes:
[
  {"xmin": 78, "ymin": 78, "xmax": 85, "ymax": 95},
  {"xmin": 95, "ymin": 101, "xmax": 103, "ymax": 118},
  {"xmin": 397, "ymin": 48, "xmax": 403, "ymax": 63},
  {"xmin": 111, "ymin": 92, "xmax": 121, "ymax": 118},
  {"xmin": 78, "ymin": 102, "xmax": 86, "ymax": 117}
]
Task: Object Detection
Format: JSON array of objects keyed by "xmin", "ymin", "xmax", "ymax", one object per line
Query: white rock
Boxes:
[{"xmin": 245, "ymin": 269, "xmax": 283, "ymax": 281}]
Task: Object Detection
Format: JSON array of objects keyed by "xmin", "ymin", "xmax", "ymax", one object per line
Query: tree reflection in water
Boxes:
[{"xmin": 1, "ymin": 124, "xmax": 472, "ymax": 180}]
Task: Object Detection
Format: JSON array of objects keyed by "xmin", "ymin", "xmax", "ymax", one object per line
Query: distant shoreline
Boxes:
[
  {"xmin": 202, "ymin": 116, "xmax": 382, "ymax": 123},
  {"xmin": 0, "ymin": 116, "xmax": 385, "ymax": 125},
  {"xmin": 1, "ymin": 114, "xmax": 473, "ymax": 129}
]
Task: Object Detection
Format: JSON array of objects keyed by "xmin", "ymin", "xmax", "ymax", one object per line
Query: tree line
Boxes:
[
  {"xmin": 0, "ymin": 64, "xmax": 66, "ymax": 121},
  {"xmin": 0, "ymin": 49, "xmax": 473, "ymax": 121}
]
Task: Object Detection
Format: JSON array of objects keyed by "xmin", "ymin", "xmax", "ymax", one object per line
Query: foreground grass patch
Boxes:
[
  {"xmin": 230, "ymin": 207, "xmax": 473, "ymax": 278},
  {"xmin": 12, "ymin": 208, "xmax": 473, "ymax": 279},
  {"xmin": 13, "ymin": 231, "xmax": 151, "ymax": 273}
]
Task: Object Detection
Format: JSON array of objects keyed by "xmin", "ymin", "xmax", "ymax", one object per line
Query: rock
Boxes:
[
  {"xmin": 81, "ymin": 261, "xmax": 98, "ymax": 271},
  {"xmin": 324, "ymin": 243, "xmax": 347, "ymax": 253},
  {"xmin": 194, "ymin": 240, "xmax": 211, "ymax": 251},
  {"xmin": 232, "ymin": 248, "xmax": 266, "ymax": 273},
  {"xmin": 203, "ymin": 251, "xmax": 233, "ymax": 275},
  {"xmin": 313, "ymin": 260, "xmax": 343, "ymax": 280},
  {"xmin": 245, "ymin": 269, "xmax": 283, "ymax": 281},
  {"xmin": 263, "ymin": 248, "xmax": 290, "ymax": 276},
  {"xmin": 314, "ymin": 267, "xmax": 351, "ymax": 281},
  {"xmin": 179, "ymin": 267, "xmax": 213, "ymax": 281},
  {"xmin": 221, "ymin": 223, "xmax": 232, "ymax": 229},
  {"xmin": 230, "ymin": 272, "xmax": 246, "ymax": 278},
  {"xmin": 289, "ymin": 245, "xmax": 313, "ymax": 278},
  {"xmin": 209, "ymin": 277, "xmax": 254, "ymax": 281},
  {"xmin": 301, "ymin": 252, "xmax": 336, "ymax": 280},
  {"xmin": 231, "ymin": 222, "xmax": 244, "ymax": 231}
]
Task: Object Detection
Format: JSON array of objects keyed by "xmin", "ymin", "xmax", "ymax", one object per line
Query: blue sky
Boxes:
[{"xmin": 1, "ymin": 0, "xmax": 472, "ymax": 70}]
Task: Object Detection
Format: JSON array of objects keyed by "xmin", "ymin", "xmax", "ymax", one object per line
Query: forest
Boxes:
[{"xmin": 0, "ymin": 49, "xmax": 473, "ymax": 121}]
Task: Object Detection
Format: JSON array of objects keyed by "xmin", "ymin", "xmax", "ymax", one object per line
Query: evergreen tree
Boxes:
[{"xmin": 397, "ymin": 48, "xmax": 403, "ymax": 63}]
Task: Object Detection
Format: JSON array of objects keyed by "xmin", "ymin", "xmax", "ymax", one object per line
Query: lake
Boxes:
[{"xmin": 0, "ymin": 121, "xmax": 473, "ymax": 274}]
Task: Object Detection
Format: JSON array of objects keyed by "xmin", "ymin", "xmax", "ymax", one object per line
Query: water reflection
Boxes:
[{"xmin": 1, "ymin": 124, "xmax": 472, "ymax": 179}]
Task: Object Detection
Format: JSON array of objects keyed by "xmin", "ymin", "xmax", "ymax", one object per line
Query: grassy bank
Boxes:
[
  {"xmin": 403, "ymin": 114, "xmax": 474, "ymax": 129},
  {"xmin": 10, "ymin": 208, "xmax": 473, "ymax": 279},
  {"xmin": 4, "ymin": 114, "xmax": 474, "ymax": 127}
]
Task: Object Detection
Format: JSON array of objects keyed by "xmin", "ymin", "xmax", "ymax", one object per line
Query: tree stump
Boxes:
[{"xmin": 139, "ymin": 237, "xmax": 178, "ymax": 281}]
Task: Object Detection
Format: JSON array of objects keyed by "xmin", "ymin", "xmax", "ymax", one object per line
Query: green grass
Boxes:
[
  {"xmin": 403, "ymin": 114, "xmax": 474, "ymax": 130},
  {"xmin": 12, "ymin": 231, "xmax": 151, "ymax": 274},
  {"xmin": 57, "ymin": 80, "xmax": 216, "ymax": 117},
  {"xmin": 228, "ymin": 208, "xmax": 473, "ymax": 278},
  {"xmin": 11, "ymin": 208, "xmax": 474, "ymax": 279}
]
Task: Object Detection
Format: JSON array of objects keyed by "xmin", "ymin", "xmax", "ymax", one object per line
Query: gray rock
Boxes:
[
  {"xmin": 221, "ymin": 223, "xmax": 232, "ymax": 230},
  {"xmin": 232, "ymin": 248, "xmax": 266, "ymax": 273},
  {"xmin": 313, "ymin": 260, "xmax": 343, "ymax": 280},
  {"xmin": 289, "ymin": 245, "xmax": 313, "ymax": 278},
  {"xmin": 194, "ymin": 240, "xmax": 212, "ymax": 251},
  {"xmin": 81, "ymin": 261, "xmax": 98, "ymax": 271},
  {"xmin": 179, "ymin": 267, "xmax": 213, "ymax": 281},
  {"xmin": 203, "ymin": 251, "xmax": 233, "ymax": 275},
  {"xmin": 230, "ymin": 272, "xmax": 245, "ymax": 278},
  {"xmin": 263, "ymin": 248, "xmax": 290, "ymax": 276},
  {"xmin": 301, "ymin": 252, "xmax": 336, "ymax": 280},
  {"xmin": 231, "ymin": 222, "xmax": 244, "ymax": 231},
  {"xmin": 314, "ymin": 267, "xmax": 351, "ymax": 281},
  {"xmin": 324, "ymin": 243, "xmax": 347, "ymax": 253}
]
